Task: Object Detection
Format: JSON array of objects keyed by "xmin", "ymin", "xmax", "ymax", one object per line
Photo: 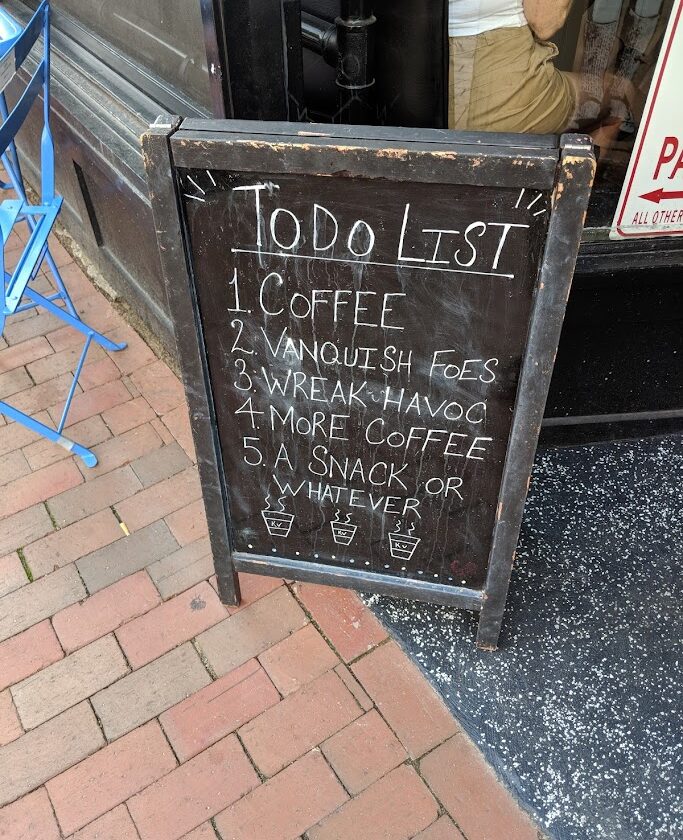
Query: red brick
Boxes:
[
  {"xmin": 24, "ymin": 508, "xmax": 122, "ymax": 579},
  {"xmin": 0, "ymin": 788, "xmax": 60, "ymax": 839},
  {"xmin": 321, "ymin": 710, "xmax": 407, "ymax": 794},
  {"xmin": 3, "ymin": 309, "xmax": 62, "ymax": 347},
  {"xmin": 0, "ymin": 702, "xmax": 104, "ymax": 807},
  {"xmin": 71, "ymin": 804, "xmax": 139, "ymax": 840},
  {"xmin": 106, "ymin": 325, "xmax": 157, "ymax": 375},
  {"xmin": 47, "ymin": 464, "xmax": 142, "ymax": 527},
  {"xmin": 180, "ymin": 824, "xmax": 217, "ymax": 840},
  {"xmin": 0, "ymin": 366, "xmax": 32, "ymax": 399},
  {"xmin": 77, "ymin": 520, "xmax": 178, "ymax": 593},
  {"xmin": 239, "ymin": 669, "xmax": 361, "ymax": 776},
  {"xmin": 122, "ymin": 372, "xmax": 140, "ymax": 397},
  {"xmin": 22, "ymin": 415, "xmax": 111, "ymax": 471},
  {"xmin": 131, "ymin": 361, "xmax": 185, "ymax": 415},
  {"xmin": 46, "ymin": 721, "xmax": 177, "ymax": 835},
  {"xmin": 293, "ymin": 582, "xmax": 387, "ymax": 662},
  {"xmin": 70, "ymin": 294, "xmax": 120, "ymax": 336},
  {"xmin": 0, "ymin": 689, "xmax": 22, "ymax": 746},
  {"xmin": 7, "ymin": 227, "xmax": 26, "ymax": 248},
  {"xmin": 0, "ymin": 620, "xmax": 63, "ymax": 692},
  {"xmin": 414, "ymin": 816, "xmax": 466, "ymax": 840},
  {"xmin": 351, "ymin": 642, "xmax": 457, "ymax": 759},
  {"xmin": 259, "ymin": 623, "xmax": 339, "ymax": 696},
  {"xmin": 53, "ymin": 570, "xmax": 159, "ymax": 653},
  {"xmin": 47, "ymin": 379, "xmax": 132, "ymax": 427},
  {"xmin": 0, "ymin": 460, "xmax": 83, "ymax": 519},
  {"xmin": 78, "ymin": 356, "xmax": 121, "ymax": 391},
  {"xmin": 0, "ymin": 565, "xmax": 85, "ymax": 644},
  {"xmin": 0, "ymin": 450, "xmax": 30, "ymax": 486},
  {"xmin": 47, "ymin": 262, "xmax": 95, "ymax": 301},
  {"xmin": 226, "ymin": 571, "xmax": 283, "ymax": 614},
  {"xmin": 92, "ymin": 643, "xmax": 211, "ymax": 740},
  {"xmin": 115, "ymin": 467, "xmax": 201, "ymax": 532},
  {"xmin": 128, "ymin": 735, "xmax": 257, "ymax": 840},
  {"xmin": 0, "ymin": 552, "xmax": 27, "ymax": 598},
  {"xmin": 116, "ymin": 581, "xmax": 227, "ymax": 668},
  {"xmin": 215, "ymin": 749, "xmax": 348, "ymax": 840},
  {"xmin": 0, "ymin": 503, "xmax": 54, "ymax": 557},
  {"xmin": 0, "ymin": 417, "xmax": 50, "ymax": 457},
  {"xmin": 334, "ymin": 663, "xmax": 373, "ymax": 711},
  {"xmin": 162, "ymin": 404, "xmax": 195, "ymax": 460},
  {"xmin": 27, "ymin": 343, "xmax": 105, "ymax": 384},
  {"xmin": 197, "ymin": 587, "xmax": 307, "ymax": 677},
  {"xmin": 0, "ymin": 335, "xmax": 52, "ymax": 372},
  {"xmin": 160, "ymin": 659, "xmax": 280, "ymax": 761},
  {"xmin": 419, "ymin": 734, "xmax": 539, "ymax": 840},
  {"xmin": 31, "ymin": 273, "xmax": 55, "ymax": 295},
  {"xmin": 151, "ymin": 416, "xmax": 175, "ymax": 444},
  {"xmin": 79, "ymin": 422, "xmax": 162, "ymax": 480},
  {"xmin": 11, "ymin": 634, "xmax": 129, "ymax": 730},
  {"xmin": 165, "ymin": 498, "xmax": 208, "ymax": 545},
  {"xmin": 46, "ymin": 323, "xmax": 86, "ymax": 353},
  {"xmin": 132, "ymin": 441, "xmax": 193, "ymax": 489},
  {"xmin": 46, "ymin": 234, "xmax": 74, "ymax": 268},
  {"xmin": 309, "ymin": 764, "xmax": 438, "ymax": 840},
  {"xmin": 102, "ymin": 396, "xmax": 155, "ymax": 435},
  {"xmin": 148, "ymin": 536, "xmax": 213, "ymax": 600},
  {"xmin": 10, "ymin": 371, "xmax": 79, "ymax": 417},
  {"xmin": 6, "ymin": 238, "xmax": 27, "ymax": 261}
]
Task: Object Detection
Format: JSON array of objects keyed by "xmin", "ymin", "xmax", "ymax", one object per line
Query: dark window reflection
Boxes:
[{"xmin": 52, "ymin": 0, "xmax": 211, "ymax": 110}]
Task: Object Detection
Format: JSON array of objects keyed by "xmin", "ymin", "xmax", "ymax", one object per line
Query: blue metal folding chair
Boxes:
[{"xmin": 0, "ymin": 0, "xmax": 125, "ymax": 467}]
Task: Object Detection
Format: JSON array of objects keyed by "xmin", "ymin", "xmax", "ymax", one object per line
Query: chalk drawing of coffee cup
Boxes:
[
  {"xmin": 330, "ymin": 510, "xmax": 357, "ymax": 546},
  {"xmin": 388, "ymin": 521, "xmax": 421, "ymax": 562},
  {"xmin": 261, "ymin": 496, "xmax": 294, "ymax": 538}
]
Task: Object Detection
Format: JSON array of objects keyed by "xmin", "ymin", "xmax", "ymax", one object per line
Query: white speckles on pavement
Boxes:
[{"xmin": 363, "ymin": 434, "xmax": 683, "ymax": 840}]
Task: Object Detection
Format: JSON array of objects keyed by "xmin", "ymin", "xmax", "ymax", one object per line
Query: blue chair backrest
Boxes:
[{"xmin": 0, "ymin": 0, "xmax": 53, "ymax": 205}]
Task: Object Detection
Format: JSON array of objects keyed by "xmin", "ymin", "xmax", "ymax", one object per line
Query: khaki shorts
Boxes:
[{"xmin": 449, "ymin": 25, "xmax": 576, "ymax": 134}]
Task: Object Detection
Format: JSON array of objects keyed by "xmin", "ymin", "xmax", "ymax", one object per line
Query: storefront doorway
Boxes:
[{"xmin": 8, "ymin": 0, "xmax": 683, "ymax": 442}]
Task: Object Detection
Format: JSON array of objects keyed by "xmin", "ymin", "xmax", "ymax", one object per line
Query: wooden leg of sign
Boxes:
[
  {"xmin": 476, "ymin": 592, "xmax": 506, "ymax": 651},
  {"xmin": 476, "ymin": 138, "xmax": 596, "ymax": 652},
  {"xmin": 215, "ymin": 556, "xmax": 241, "ymax": 606},
  {"xmin": 141, "ymin": 119, "xmax": 242, "ymax": 609}
]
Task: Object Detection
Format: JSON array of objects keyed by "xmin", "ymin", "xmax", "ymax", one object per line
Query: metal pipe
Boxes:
[
  {"xmin": 335, "ymin": 0, "xmax": 376, "ymax": 123},
  {"xmin": 340, "ymin": 0, "xmax": 372, "ymax": 20},
  {"xmin": 301, "ymin": 11, "xmax": 338, "ymax": 66}
]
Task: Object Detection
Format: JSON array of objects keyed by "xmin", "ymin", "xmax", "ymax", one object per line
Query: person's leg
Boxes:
[
  {"xmin": 448, "ymin": 35, "xmax": 477, "ymax": 130},
  {"xmin": 607, "ymin": 0, "xmax": 663, "ymax": 135},
  {"xmin": 450, "ymin": 26, "xmax": 577, "ymax": 134},
  {"xmin": 570, "ymin": 0, "xmax": 623, "ymax": 127}
]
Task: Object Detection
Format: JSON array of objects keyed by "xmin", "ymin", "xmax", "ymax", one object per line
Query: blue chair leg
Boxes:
[
  {"xmin": 0, "ymin": 7, "xmax": 126, "ymax": 469},
  {"xmin": 0, "ymin": 400, "xmax": 98, "ymax": 467},
  {"xmin": 23, "ymin": 286, "xmax": 127, "ymax": 353},
  {"xmin": 1, "ymin": 93, "xmax": 78, "ymax": 318}
]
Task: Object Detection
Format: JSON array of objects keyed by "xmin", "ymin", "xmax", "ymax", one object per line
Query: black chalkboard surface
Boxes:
[{"xmin": 143, "ymin": 120, "xmax": 594, "ymax": 649}]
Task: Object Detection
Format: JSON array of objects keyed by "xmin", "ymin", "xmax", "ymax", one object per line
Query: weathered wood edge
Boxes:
[
  {"xmin": 141, "ymin": 116, "xmax": 241, "ymax": 606},
  {"xmin": 476, "ymin": 134, "xmax": 596, "ymax": 650},
  {"xmin": 234, "ymin": 553, "xmax": 484, "ymax": 612}
]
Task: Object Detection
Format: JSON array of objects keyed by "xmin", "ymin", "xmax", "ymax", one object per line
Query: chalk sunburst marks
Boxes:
[
  {"xmin": 514, "ymin": 188, "xmax": 547, "ymax": 217},
  {"xmin": 182, "ymin": 170, "xmax": 218, "ymax": 203}
]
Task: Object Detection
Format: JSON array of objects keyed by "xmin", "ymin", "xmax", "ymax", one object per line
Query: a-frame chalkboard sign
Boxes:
[{"xmin": 143, "ymin": 119, "xmax": 594, "ymax": 649}]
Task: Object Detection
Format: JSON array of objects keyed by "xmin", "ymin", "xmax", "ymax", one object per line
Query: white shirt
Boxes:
[{"xmin": 448, "ymin": 0, "xmax": 527, "ymax": 36}]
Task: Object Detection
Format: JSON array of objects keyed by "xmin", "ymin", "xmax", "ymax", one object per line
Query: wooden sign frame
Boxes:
[{"xmin": 142, "ymin": 118, "xmax": 594, "ymax": 650}]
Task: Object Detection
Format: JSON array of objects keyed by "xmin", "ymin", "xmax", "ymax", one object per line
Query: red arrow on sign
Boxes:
[{"xmin": 639, "ymin": 187, "xmax": 683, "ymax": 204}]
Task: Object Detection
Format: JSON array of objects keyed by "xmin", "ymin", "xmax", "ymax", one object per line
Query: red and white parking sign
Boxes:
[{"xmin": 611, "ymin": 0, "xmax": 683, "ymax": 238}]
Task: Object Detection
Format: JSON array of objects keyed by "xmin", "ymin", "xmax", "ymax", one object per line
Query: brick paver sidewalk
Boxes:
[{"xmin": 0, "ymin": 232, "xmax": 541, "ymax": 840}]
